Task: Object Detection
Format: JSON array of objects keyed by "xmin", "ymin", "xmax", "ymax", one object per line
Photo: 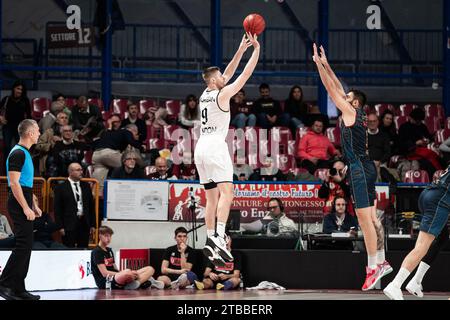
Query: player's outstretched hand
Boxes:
[
  {"xmin": 245, "ymin": 32, "xmax": 260, "ymax": 49},
  {"xmin": 238, "ymin": 34, "xmax": 253, "ymax": 53},
  {"xmin": 319, "ymin": 45, "xmax": 329, "ymax": 66},
  {"xmin": 312, "ymin": 43, "xmax": 321, "ymax": 64}
]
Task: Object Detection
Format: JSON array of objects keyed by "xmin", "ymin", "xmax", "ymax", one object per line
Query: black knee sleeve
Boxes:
[{"xmin": 204, "ymin": 181, "xmax": 217, "ymax": 190}]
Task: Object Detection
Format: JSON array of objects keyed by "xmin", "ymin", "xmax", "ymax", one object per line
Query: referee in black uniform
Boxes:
[{"xmin": 0, "ymin": 119, "xmax": 42, "ymax": 300}]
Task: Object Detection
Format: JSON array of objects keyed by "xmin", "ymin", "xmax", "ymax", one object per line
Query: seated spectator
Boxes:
[
  {"xmin": 439, "ymin": 137, "xmax": 450, "ymax": 166},
  {"xmin": 32, "ymin": 212, "xmax": 67, "ymax": 250},
  {"xmin": 156, "ymin": 227, "xmax": 199, "ymax": 289},
  {"xmin": 54, "ymin": 93, "xmax": 72, "ymax": 118},
  {"xmin": 318, "ymin": 160, "xmax": 354, "ymax": 215},
  {"xmin": 398, "ymin": 108, "xmax": 442, "ymax": 178},
  {"xmin": 38, "ymin": 100, "xmax": 64, "ymax": 133},
  {"xmin": 110, "ymin": 150, "xmax": 145, "ymax": 179},
  {"xmin": 121, "ymin": 104, "xmax": 146, "ymax": 144},
  {"xmin": 379, "ymin": 110, "xmax": 398, "ymax": 154},
  {"xmin": 249, "ymin": 157, "xmax": 286, "ymax": 181},
  {"xmin": 321, "ymin": 196, "xmax": 358, "ymax": 250},
  {"xmin": 179, "ymin": 94, "xmax": 200, "ymax": 129},
  {"xmin": 0, "ymin": 213, "xmax": 15, "ymax": 249},
  {"xmin": 47, "ymin": 125, "xmax": 89, "ymax": 177},
  {"xmin": 92, "ymin": 124, "xmax": 143, "ymax": 193},
  {"xmin": 108, "ymin": 114, "xmax": 122, "ymax": 131},
  {"xmin": 367, "ymin": 113, "xmax": 391, "ymax": 181},
  {"xmin": 284, "ymin": 85, "xmax": 308, "ymax": 134},
  {"xmin": 254, "ymin": 83, "xmax": 289, "ymax": 129},
  {"xmin": 322, "ymin": 197, "xmax": 358, "ymax": 234},
  {"xmin": 91, "ymin": 226, "xmax": 164, "ymax": 290},
  {"xmin": 148, "ymin": 157, "xmax": 177, "ymax": 180},
  {"xmin": 72, "ymin": 96, "xmax": 104, "ymax": 142},
  {"xmin": 195, "ymin": 236, "xmax": 241, "ymax": 291},
  {"xmin": 54, "ymin": 163, "xmax": 97, "ymax": 248},
  {"xmin": 298, "ymin": 119, "xmax": 340, "ymax": 175},
  {"xmin": 262, "ymin": 198, "xmax": 298, "ymax": 237},
  {"xmin": 233, "ymin": 163, "xmax": 254, "ymax": 181},
  {"xmin": 35, "ymin": 111, "xmax": 69, "ymax": 177},
  {"xmin": 230, "ymin": 89, "xmax": 256, "ymax": 129}
]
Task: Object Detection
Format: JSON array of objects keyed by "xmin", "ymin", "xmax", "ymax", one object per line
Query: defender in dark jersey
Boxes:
[
  {"xmin": 384, "ymin": 168, "xmax": 450, "ymax": 300},
  {"xmin": 313, "ymin": 44, "xmax": 392, "ymax": 291},
  {"xmin": 0, "ymin": 119, "xmax": 42, "ymax": 300}
]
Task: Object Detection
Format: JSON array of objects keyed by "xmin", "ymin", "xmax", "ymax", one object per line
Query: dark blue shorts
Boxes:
[
  {"xmin": 418, "ymin": 184, "xmax": 450, "ymax": 237},
  {"xmin": 348, "ymin": 160, "xmax": 377, "ymax": 209}
]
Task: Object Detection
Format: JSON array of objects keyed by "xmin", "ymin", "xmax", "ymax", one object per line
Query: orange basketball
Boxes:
[{"xmin": 243, "ymin": 13, "xmax": 266, "ymax": 36}]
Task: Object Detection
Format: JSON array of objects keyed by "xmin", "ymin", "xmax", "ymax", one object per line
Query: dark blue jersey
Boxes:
[{"xmin": 340, "ymin": 107, "xmax": 369, "ymax": 163}]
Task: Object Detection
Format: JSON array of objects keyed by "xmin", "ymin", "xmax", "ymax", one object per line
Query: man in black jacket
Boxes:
[
  {"xmin": 54, "ymin": 162, "xmax": 96, "ymax": 248},
  {"xmin": 72, "ymin": 96, "xmax": 104, "ymax": 142},
  {"xmin": 110, "ymin": 150, "xmax": 145, "ymax": 179}
]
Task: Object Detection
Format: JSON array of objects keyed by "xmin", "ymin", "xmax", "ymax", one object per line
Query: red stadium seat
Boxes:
[
  {"xmin": 326, "ymin": 127, "xmax": 341, "ymax": 147},
  {"xmin": 275, "ymin": 154, "xmax": 296, "ymax": 174},
  {"xmin": 363, "ymin": 104, "xmax": 374, "ymax": 115},
  {"xmin": 296, "ymin": 127, "xmax": 309, "ymax": 140},
  {"xmin": 424, "ymin": 117, "xmax": 441, "ymax": 135},
  {"xmin": 404, "ymin": 170, "xmax": 430, "ymax": 183},
  {"xmin": 139, "ymin": 99, "xmax": 156, "ymax": 114},
  {"xmin": 399, "ymin": 104, "xmax": 418, "ymax": 117},
  {"xmin": 32, "ymin": 97, "xmax": 51, "ymax": 119},
  {"xmin": 88, "ymin": 98, "xmax": 104, "ymax": 111},
  {"xmin": 166, "ymin": 100, "xmax": 181, "ymax": 123},
  {"xmin": 427, "ymin": 142, "xmax": 440, "ymax": 155},
  {"xmin": 435, "ymin": 129, "xmax": 450, "ymax": 144},
  {"xmin": 65, "ymin": 97, "xmax": 77, "ymax": 109},
  {"xmin": 85, "ymin": 165, "xmax": 94, "ymax": 178},
  {"xmin": 111, "ymin": 99, "xmax": 129, "ymax": 116},
  {"xmin": 394, "ymin": 116, "xmax": 408, "ymax": 130},
  {"xmin": 374, "ymin": 104, "xmax": 395, "ymax": 117},
  {"xmin": 389, "ymin": 155, "xmax": 404, "ymax": 168},
  {"xmin": 271, "ymin": 126, "xmax": 292, "ymax": 155},
  {"xmin": 425, "ymin": 104, "xmax": 444, "ymax": 120}
]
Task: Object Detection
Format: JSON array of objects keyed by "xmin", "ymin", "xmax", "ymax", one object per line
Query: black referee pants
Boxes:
[{"xmin": 0, "ymin": 192, "xmax": 33, "ymax": 293}]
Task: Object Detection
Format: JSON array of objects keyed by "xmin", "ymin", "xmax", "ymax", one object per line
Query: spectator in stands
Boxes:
[
  {"xmin": 35, "ymin": 111, "xmax": 70, "ymax": 177},
  {"xmin": 72, "ymin": 96, "xmax": 104, "ymax": 142},
  {"xmin": 0, "ymin": 80, "xmax": 31, "ymax": 165},
  {"xmin": 54, "ymin": 162, "xmax": 96, "ymax": 248},
  {"xmin": 233, "ymin": 162, "xmax": 254, "ymax": 181},
  {"xmin": 54, "ymin": 93, "xmax": 72, "ymax": 118},
  {"xmin": 398, "ymin": 108, "xmax": 442, "ymax": 178},
  {"xmin": 298, "ymin": 119, "xmax": 340, "ymax": 175},
  {"xmin": 307, "ymin": 104, "xmax": 329, "ymax": 128},
  {"xmin": 367, "ymin": 113, "xmax": 391, "ymax": 168},
  {"xmin": 321, "ymin": 196, "xmax": 358, "ymax": 250},
  {"xmin": 121, "ymin": 104, "xmax": 146, "ymax": 143},
  {"xmin": 195, "ymin": 236, "xmax": 241, "ymax": 291},
  {"xmin": 157, "ymin": 227, "xmax": 199, "ymax": 289},
  {"xmin": 179, "ymin": 94, "xmax": 200, "ymax": 129},
  {"xmin": 92, "ymin": 124, "xmax": 143, "ymax": 193},
  {"xmin": 323, "ymin": 196, "xmax": 358, "ymax": 234},
  {"xmin": 284, "ymin": 85, "xmax": 308, "ymax": 134},
  {"xmin": 230, "ymin": 89, "xmax": 256, "ymax": 128},
  {"xmin": 108, "ymin": 114, "xmax": 122, "ymax": 131},
  {"xmin": 249, "ymin": 156, "xmax": 286, "ymax": 181},
  {"xmin": 262, "ymin": 198, "xmax": 297, "ymax": 237},
  {"xmin": 91, "ymin": 226, "xmax": 164, "ymax": 290},
  {"xmin": 110, "ymin": 150, "xmax": 145, "ymax": 179},
  {"xmin": 32, "ymin": 211, "xmax": 67, "ymax": 250},
  {"xmin": 144, "ymin": 107, "xmax": 157, "ymax": 127},
  {"xmin": 318, "ymin": 160, "xmax": 353, "ymax": 215},
  {"xmin": 379, "ymin": 110, "xmax": 398, "ymax": 154},
  {"xmin": 0, "ymin": 213, "xmax": 15, "ymax": 249},
  {"xmin": 148, "ymin": 157, "xmax": 177, "ymax": 180},
  {"xmin": 38, "ymin": 100, "xmax": 64, "ymax": 133},
  {"xmin": 438, "ymin": 137, "xmax": 450, "ymax": 166},
  {"xmin": 47, "ymin": 125, "xmax": 89, "ymax": 177},
  {"xmin": 254, "ymin": 83, "xmax": 289, "ymax": 129}
]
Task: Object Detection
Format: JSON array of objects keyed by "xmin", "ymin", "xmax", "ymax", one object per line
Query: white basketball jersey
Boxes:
[{"xmin": 198, "ymin": 89, "xmax": 230, "ymax": 141}]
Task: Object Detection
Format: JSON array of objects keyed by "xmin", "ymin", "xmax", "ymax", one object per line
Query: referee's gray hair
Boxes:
[
  {"xmin": 125, "ymin": 124, "xmax": 138, "ymax": 131},
  {"xmin": 18, "ymin": 119, "xmax": 38, "ymax": 137}
]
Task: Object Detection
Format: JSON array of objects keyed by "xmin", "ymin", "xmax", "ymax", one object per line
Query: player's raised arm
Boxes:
[
  {"xmin": 319, "ymin": 45, "xmax": 346, "ymax": 98},
  {"xmin": 219, "ymin": 32, "xmax": 260, "ymax": 108},
  {"xmin": 313, "ymin": 43, "xmax": 355, "ymax": 118},
  {"xmin": 222, "ymin": 34, "xmax": 253, "ymax": 85}
]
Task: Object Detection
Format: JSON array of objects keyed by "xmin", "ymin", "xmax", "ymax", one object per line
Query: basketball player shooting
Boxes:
[
  {"xmin": 194, "ymin": 32, "xmax": 260, "ymax": 266},
  {"xmin": 312, "ymin": 43, "xmax": 392, "ymax": 291}
]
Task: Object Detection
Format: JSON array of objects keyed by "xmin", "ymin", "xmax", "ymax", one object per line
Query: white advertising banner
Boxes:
[
  {"xmin": 105, "ymin": 180, "xmax": 169, "ymax": 220},
  {"xmin": 0, "ymin": 250, "xmax": 97, "ymax": 291}
]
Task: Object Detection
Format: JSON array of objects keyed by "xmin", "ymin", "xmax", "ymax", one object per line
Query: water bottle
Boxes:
[
  {"xmin": 105, "ymin": 275, "xmax": 112, "ymax": 290},
  {"xmin": 239, "ymin": 275, "xmax": 244, "ymax": 290}
]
